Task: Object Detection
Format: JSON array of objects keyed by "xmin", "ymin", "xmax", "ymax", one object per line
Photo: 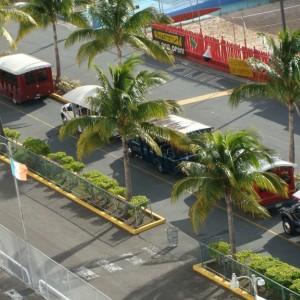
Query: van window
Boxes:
[
  {"xmin": 24, "ymin": 72, "xmax": 36, "ymax": 85},
  {"xmin": 37, "ymin": 69, "xmax": 48, "ymax": 82}
]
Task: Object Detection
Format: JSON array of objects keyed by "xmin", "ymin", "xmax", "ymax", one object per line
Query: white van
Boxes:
[{"xmin": 60, "ymin": 85, "xmax": 101, "ymax": 123}]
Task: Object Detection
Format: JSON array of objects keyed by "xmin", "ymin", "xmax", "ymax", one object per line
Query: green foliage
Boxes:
[
  {"xmin": 82, "ymin": 171, "xmax": 119, "ymax": 190},
  {"xmin": 130, "ymin": 195, "xmax": 148, "ymax": 208},
  {"xmin": 47, "ymin": 151, "xmax": 67, "ymax": 164},
  {"xmin": 108, "ymin": 186, "xmax": 126, "ymax": 197},
  {"xmin": 47, "ymin": 151, "xmax": 84, "ymax": 173},
  {"xmin": 235, "ymin": 249, "xmax": 254, "ymax": 264},
  {"xmin": 4, "ymin": 128, "xmax": 21, "ymax": 140},
  {"xmin": 61, "ymin": 156, "xmax": 74, "ymax": 165},
  {"xmin": 63, "ymin": 161, "xmax": 85, "ymax": 173},
  {"xmin": 290, "ymin": 279, "xmax": 300, "ymax": 294},
  {"xmin": 208, "ymin": 241, "xmax": 230, "ymax": 260},
  {"xmin": 265, "ymin": 264, "xmax": 300, "ymax": 287},
  {"xmin": 23, "ymin": 137, "xmax": 51, "ymax": 156},
  {"xmin": 236, "ymin": 249, "xmax": 300, "ymax": 293},
  {"xmin": 128, "ymin": 195, "xmax": 149, "ymax": 217}
]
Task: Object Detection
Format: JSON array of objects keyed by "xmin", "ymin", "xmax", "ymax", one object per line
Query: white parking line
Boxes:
[
  {"xmin": 73, "ymin": 266, "xmax": 99, "ymax": 281},
  {"xmin": 97, "ymin": 260, "xmax": 122, "ymax": 273},
  {"xmin": 120, "ymin": 252, "xmax": 145, "ymax": 265}
]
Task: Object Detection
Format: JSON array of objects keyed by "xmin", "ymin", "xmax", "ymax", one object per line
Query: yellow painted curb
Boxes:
[
  {"xmin": 50, "ymin": 93, "xmax": 69, "ymax": 103},
  {"xmin": 193, "ymin": 264, "xmax": 253, "ymax": 300},
  {"xmin": 0, "ymin": 155, "xmax": 166, "ymax": 235}
]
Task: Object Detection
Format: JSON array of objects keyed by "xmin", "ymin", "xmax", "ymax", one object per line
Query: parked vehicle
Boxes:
[
  {"xmin": 60, "ymin": 85, "xmax": 101, "ymax": 123},
  {"xmin": 280, "ymin": 202, "xmax": 300, "ymax": 235},
  {"xmin": 257, "ymin": 159, "xmax": 298, "ymax": 210},
  {"xmin": 128, "ymin": 114, "xmax": 213, "ymax": 174},
  {"xmin": 0, "ymin": 53, "xmax": 54, "ymax": 104}
]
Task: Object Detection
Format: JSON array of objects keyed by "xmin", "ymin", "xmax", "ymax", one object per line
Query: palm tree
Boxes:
[
  {"xmin": 0, "ymin": 0, "xmax": 36, "ymax": 49},
  {"xmin": 229, "ymin": 29, "xmax": 300, "ymax": 163},
  {"xmin": 171, "ymin": 129, "xmax": 287, "ymax": 257},
  {"xmin": 16, "ymin": 0, "xmax": 91, "ymax": 84},
  {"xmin": 65, "ymin": 0, "xmax": 174, "ymax": 67},
  {"xmin": 59, "ymin": 55, "xmax": 182, "ymax": 201}
]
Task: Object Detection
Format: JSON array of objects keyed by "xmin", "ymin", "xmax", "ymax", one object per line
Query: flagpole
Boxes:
[
  {"xmin": 7, "ymin": 142, "xmax": 28, "ymax": 241},
  {"xmin": 0, "ymin": 140, "xmax": 32, "ymax": 285}
]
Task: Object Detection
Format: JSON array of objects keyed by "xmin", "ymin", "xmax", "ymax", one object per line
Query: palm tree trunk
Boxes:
[
  {"xmin": 225, "ymin": 193, "xmax": 237, "ymax": 258},
  {"xmin": 117, "ymin": 44, "xmax": 122, "ymax": 65},
  {"xmin": 52, "ymin": 20, "xmax": 61, "ymax": 86},
  {"xmin": 288, "ymin": 105, "xmax": 295, "ymax": 163},
  {"xmin": 122, "ymin": 135, "xmax": 132, "ymax": 201}
]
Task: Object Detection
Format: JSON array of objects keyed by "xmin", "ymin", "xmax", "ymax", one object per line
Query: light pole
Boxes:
[
  {"xmin": 230, "ymin": 273, "xmax": 266, "ymax": 300},
  {"xmin": 279, "ymin": 0, "xmax": 287, "ymax": 32}
]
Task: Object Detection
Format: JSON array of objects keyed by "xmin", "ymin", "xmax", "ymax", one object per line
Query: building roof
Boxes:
[{"xmin": 0, "ymin": 53, "xmax": 52, "ymax": 75}]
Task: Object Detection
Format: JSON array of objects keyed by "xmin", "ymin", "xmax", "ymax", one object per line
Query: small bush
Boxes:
[
  {"xmin": 82, "ymin": 171, "xmax": 119, "ymax": 190},
  {"xmin": 208, "ymin": 241, "xmax": 230, "ymax": 259},
  {"xmin": 61, "ymin": 156, "xmax": 75, "ymax": 165},
  {"xmin": 4, "ymin": 128, "xmax": 21, "ymax": 140},
  {"xmin": 63, "ymin": 161, "xmax": 85, "ymax": 173},
  {"xmin": 128, "ymin": 195, "xmax": 148, "ymax": 215},
  {"xmin": 23, "ymin": 137, "xmax": 51, "ymax": 156},
  {"xmin": 108, "ymin": 186, "xmax": 126, "ymax": 197},
  {"xmin": 265, "ymin": 263, "xmax": 300, "ymax": 287},
  {"xmin": 290, "ymin": 278, "xmax": 300, "ymax": 294},
  {"xmin": 47, "ymin": 151, "xmax": 67, "ymax": 164},
  {"xmin": 55, "ymin": 75, "xmax": 81, "ymax": 94}
]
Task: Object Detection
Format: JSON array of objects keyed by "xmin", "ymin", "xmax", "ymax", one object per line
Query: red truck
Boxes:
[{"xmin": 257, "ymin": 158, "xmax": 298, "ymax": 209}]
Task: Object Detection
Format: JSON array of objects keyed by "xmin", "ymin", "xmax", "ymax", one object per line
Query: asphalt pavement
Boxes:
[{"xmin": 0, "ymin": 159, "xmax": 243, "ymax": 299}]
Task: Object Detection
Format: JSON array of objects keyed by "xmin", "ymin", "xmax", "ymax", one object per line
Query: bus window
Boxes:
[
  {"xmin": 24, "ymin": 72, "xmax": 36, "ymax": 85},
  {"xmin": 36, "ymin": 69, "xmax": 48, "ymax": 82}
]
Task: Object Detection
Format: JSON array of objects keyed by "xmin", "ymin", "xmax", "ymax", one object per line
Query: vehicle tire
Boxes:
[
  {"xmin": 282, "ymin": 218, "xmax": 295, "ymax": 235},
  {"xmin": 157, "ymin": 162, "xmax": 165, "ymax": 173},
  {"xmin": 61, "ymin": 115, "xmax": 67, "ymax": 124}
]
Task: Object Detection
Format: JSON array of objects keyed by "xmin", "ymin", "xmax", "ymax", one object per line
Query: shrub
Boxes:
[
  {"xmin": 265, "ymin": 264, "xmax": 300, "ymax": 287},
  {"xmin": 61, "ymin": 156, "xmax": 75, "ymax": 165},
  {"xmin": 4, "ymin": 128, "xmax": 21, "ymax": 141},
  {"xmin": 47, "ymin": 151, "xmax": 67, "ymax": 164},
  {"xmin": 63, "ymin": 161, "xmax": 85, "ymax": 173},
  {"xmin": 55, "ymin": 75, "xmax": 80, "ymax": 94},
  {"xmin": 23, "ymin": 137, "xmax": 51, "ymax": 156},
  {"xmin": 108, "ymin": 186, "xmax": 126, "ymax": 197},
  {"xmin": 82, "ymin": 171, "xmax": 119, "ymax": 190},
  {"xmin": 208, "ymin": 241, "xmax": 230, "ymax": 259},
  {"xmin": 290, "ymin": 278, "xmax": 300, "ymax": 294}
]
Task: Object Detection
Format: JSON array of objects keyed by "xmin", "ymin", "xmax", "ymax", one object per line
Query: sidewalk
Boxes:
[{"xmin": 0, "ymin": 160, "xmax": 243, "ymax": 299}]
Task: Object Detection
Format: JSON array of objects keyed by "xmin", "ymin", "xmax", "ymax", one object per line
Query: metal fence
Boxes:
[
  {"xmin": 0, "ymin": 224, "xmax": 111, "ymax": 300},
  {"xmin": 0, "ymin": 136, "xmax": 153, "ymax": 229},
  {"xmin": 199, "ymin": 241, "xmax": 300, "ymax": 300}
]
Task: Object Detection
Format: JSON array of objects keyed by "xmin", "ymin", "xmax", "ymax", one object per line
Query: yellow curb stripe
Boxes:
[
  {"xmin": 193, "ymin": 264, "xmax": 253, "ymax": 299},
  {"xmin": 177, "ymin": 89, "xmax": 233, "ymax": 106},
  {"xmin": 51, "ymin": 90, "xmax": 233, "ymax": 107},
  {"xmin": 0, "ymin": 155, "xmax": 165, "ymax": 235}
]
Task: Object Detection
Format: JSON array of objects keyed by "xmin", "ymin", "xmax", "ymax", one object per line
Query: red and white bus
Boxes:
[{"xmin": 0, "ymin": 53, "xmax": 54, "ymax": 104}]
